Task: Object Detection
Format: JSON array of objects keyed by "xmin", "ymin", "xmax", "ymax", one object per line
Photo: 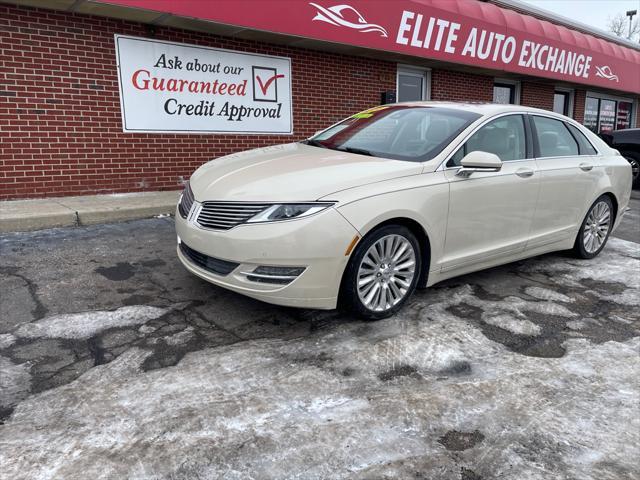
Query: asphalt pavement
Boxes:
[{"xmin": 0, "ymin": 195, "xmax": 638, "ymax": 480}]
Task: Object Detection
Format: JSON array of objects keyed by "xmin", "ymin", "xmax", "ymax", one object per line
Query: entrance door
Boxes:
[{"xmin": 397, "ymin": 67, "xmax": 428, "ymax": 102}]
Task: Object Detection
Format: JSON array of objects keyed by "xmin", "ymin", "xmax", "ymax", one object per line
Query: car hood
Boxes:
[{"xmin": 189, "ymin": 143, "xmax": 422, "ymax": 202}]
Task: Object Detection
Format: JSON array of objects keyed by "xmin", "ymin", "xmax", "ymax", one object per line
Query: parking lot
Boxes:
[{"xmin": 1, "ymin": 195, "xmax": 638, "ymax": 480}]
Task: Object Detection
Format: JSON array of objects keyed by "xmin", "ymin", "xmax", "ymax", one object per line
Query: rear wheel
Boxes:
[
  {"xmin": 573, "ymin": 195, "xmax": 614, "ymax": 259},
  {"xmin": 341, "ymin": 225, "xmax": 421, "ymax": 320}
]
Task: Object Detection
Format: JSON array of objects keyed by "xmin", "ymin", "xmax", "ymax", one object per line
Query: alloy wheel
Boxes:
[
  {"xmin": 583, "ymin": 200, "xmax": 611, "ymax": 253},
  {"xmin": 356, "ymin": 234, "xmax": 416, "ymax": 312}
]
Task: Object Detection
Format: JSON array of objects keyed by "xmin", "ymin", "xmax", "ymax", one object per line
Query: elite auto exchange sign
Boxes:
[{"xmin": 115, "ymin": 35, "xmax": 292, "ymax": 134}]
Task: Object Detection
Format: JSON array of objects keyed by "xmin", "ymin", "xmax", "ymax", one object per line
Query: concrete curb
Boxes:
[{"xmin": 0, "ymin": 191, "xmax": 181, "ymax": 233}]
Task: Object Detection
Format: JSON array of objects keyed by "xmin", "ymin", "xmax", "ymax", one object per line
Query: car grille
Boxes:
[
  {"xmin": 178, "ymin": 184, "xmax": 195, "ymax": 218},
  {"xmin": 196, "ymin": 202, "xmax": 271, "ymax": 230},
  {"xmin": 179, "ymin": 242, "xmax": 239, "ymax": 276}
]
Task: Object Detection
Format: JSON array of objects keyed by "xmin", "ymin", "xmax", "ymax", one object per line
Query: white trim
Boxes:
[
  {"xmin": 396, "ymin": 65, "xmax": 431, "ymax": 102},
  {"xmin": 493, "ymin": 78, "xmax": 521, "ymax": 105}
]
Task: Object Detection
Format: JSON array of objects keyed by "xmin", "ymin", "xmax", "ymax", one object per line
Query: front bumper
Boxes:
[{"xmin": 175, "ymin": 206, "xmax": 359, "ymax": 309}]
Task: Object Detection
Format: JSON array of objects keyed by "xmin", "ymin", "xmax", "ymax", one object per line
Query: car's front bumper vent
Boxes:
[
  {"xmin": 179, "ymin": 242, "xmax": 239, "ymax": 276},
  {"xmin": 196, "ymin": 202, "xmax": 270, "ymax": 230}
]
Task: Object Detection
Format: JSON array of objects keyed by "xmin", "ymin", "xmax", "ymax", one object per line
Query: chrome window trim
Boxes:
[{"xmin": 436, "ymin": 110, "xmax": 602, "ymax": 171}]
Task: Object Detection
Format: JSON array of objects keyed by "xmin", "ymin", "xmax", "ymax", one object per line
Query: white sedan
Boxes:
[{"xmin": 175, "ymin": 103, "xmax": 632, "ymax": 319}]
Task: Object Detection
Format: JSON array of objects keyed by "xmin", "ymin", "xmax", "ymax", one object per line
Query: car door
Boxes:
[
  {"xmin": 527, "ymin": 115, "xmax": 601, "ymax": 248},
  {"xmin": 441, "ymin": 114, "xmax": 539, "ymax": 272}
]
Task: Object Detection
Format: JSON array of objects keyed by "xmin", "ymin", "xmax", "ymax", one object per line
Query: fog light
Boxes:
[{"xmin": 242, "ymin": 265, "xmax": 306, "ymax": 284}]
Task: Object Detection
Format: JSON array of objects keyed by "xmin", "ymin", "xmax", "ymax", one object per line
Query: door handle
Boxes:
[
  {"xmin": 579, "ymin": 163, "xmax": 594, "ymax": 171},
  {"xmin": 515, "ymin": 168, "xmax": 534, "ymax": 178}
]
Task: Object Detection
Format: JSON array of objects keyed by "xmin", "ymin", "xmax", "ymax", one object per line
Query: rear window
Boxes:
[
  {"xmin": 306, "ymin": 106, "xmax": 481, "ymax": 162},
  {"xmin": 567, "ymin": 124, "xmax": 598, "ymax": 155}
]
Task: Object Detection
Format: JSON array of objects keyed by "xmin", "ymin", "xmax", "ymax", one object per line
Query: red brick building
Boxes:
[{"xmin": 1, "ymin": 0, "xmax": 638, "ymax": 200}]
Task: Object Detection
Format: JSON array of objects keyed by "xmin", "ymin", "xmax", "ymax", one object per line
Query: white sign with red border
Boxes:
[{"xmin": 115, "ymin": 35, "xmax": 292, "ymax": 134}]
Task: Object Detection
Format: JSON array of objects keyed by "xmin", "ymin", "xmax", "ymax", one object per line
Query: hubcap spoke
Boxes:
[{"xmin": 357, "ymin": 234, "xmax": 416, "ymax": 312}]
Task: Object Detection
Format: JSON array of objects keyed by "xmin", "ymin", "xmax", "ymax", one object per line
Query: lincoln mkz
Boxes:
[{"xmin": 176, "ymin": 103, "xmax": 632, "ymax": 319}]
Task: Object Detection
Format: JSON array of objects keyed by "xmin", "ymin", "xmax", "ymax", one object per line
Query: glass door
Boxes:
[{"xmin": 397, "ymin": 67, "xmax": 428, "ymax": 102}]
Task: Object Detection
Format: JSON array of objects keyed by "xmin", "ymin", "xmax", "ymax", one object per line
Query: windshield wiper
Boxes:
[
  {"xmin": 301, "ymin": 139, "xmax": 327, "ymax": 148},
  {"xmin": 337, "ymin": 146, "xmax": 373, "ymax": 156}
]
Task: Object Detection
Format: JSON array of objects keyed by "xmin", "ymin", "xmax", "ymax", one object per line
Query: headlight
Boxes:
[{"xmin": 247, "ymin": 203, "xmax": 334, "ymax": 223}]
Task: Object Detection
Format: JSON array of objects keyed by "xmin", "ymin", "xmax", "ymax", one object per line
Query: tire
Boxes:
[
  {"xmin": 341, "ymin": 225, "xmax": 421, "ymax": 320},
  {"xmin": 621, "ymin": 152, "xmax": 640, "ymax": 189},
  {"xmin": 573, "ymin": 195, "xmax": 614, "ymax": 259}
]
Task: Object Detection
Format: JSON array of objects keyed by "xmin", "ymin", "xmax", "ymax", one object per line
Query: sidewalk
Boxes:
[{"xmin": 0, "ymin": 190, "xmax": 181, "ymax": 233}]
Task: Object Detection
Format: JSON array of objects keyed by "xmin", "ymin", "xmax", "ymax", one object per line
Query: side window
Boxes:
[
  {"xmin": 566, "ymin": 124, "xmax": 598, "ymax": 155},
  {"xmin": 447, "ymin": 115, "xmax": 526, "ymax": 167},
  {"xmin": 532, "ymin": 116, "xmax": 579, "ymax": 157}
]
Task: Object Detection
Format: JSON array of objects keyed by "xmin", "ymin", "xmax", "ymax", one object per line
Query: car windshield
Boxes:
[{"xmin": 303, "ymin": 105, "xmax": 480, "ymax": 162}]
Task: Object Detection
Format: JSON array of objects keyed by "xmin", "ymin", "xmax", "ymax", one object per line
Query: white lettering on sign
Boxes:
[
  {"xmin": 394, "ymin": 10, "xmax": 593, "ymax": 80},
  {"xmin": 115, "ymin": 35, "xmax": 293, "ymax": 134}
]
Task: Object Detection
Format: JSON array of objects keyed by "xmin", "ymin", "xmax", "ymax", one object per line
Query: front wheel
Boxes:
[
  {"xmin": 573, "ymin": 195, "xmax": 614, "ymax": 259},
  {"xmin": 341, "ymin": 225, "xmax": 421, "ymax": 320}
]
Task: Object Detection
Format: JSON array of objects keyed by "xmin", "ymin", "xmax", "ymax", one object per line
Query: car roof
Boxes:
[{"xmin": 392, "ymin": 101, "xmax": 561, "ymax": 117}]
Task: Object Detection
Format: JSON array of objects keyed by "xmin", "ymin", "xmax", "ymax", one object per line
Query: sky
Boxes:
[{"xmin": 520, "ymin": 0, "xmax": 640, "ymax": 36}]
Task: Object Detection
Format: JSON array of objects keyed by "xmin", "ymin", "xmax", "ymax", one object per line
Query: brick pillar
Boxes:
[{"xmin": 573, "ymin": 90, "xmax": 586, "ymax": 124}]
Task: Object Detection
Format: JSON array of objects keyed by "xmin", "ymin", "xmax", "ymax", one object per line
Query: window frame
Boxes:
[
  {"xmin": 529, "ymin": 114, "xmax": 599, "ymax": 159},
  {"xmin": 445, "ymin": 113, "xmax": 532, "ymax": 168},
  {"xmin": 553, "ymin": 88, "xmax": 574, "ymax": 118},
  {"xmin": 493, "ymin": 78, "xmax": 521, "ymax": 105},
  {"xmin": 583, "ymin": 91, "xmax": 637, "ymax": 133},
  {"xmin": 396, "ymin": 65, "xmax": 431, "ymax": 102}
]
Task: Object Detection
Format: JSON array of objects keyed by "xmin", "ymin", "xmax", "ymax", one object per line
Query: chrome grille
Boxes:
[
  {"xmin": 196, "ymin": 202, "xmax": 271, "ymax": 230},
  {"xmin": 178, "ymin": 184, "xmax": 195, "ymax": 219}
]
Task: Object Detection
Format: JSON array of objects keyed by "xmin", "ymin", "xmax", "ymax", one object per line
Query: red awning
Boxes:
[{"xmin": 98, "ymin": 0, "xmax": 640, "ymax": 94}]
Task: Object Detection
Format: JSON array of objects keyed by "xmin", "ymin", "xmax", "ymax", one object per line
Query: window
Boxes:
[
  {"xmin": 397, "ymin": 67, "xmax": 429, "ymax": 102},
  {"xmin": 493, "ymin": 84, "xmax": 515, "ymax": 104},
  {"xmin": 553, "ymin": 90, "xmax": 572, "ymax": 116},
  {"xmin": 308, "ymin": 105, "xmax": 480, "ymax": 162},
  {"xmin": 583, "ymin": 94, "xmax": 635, "ymax": 134},
  {"xmin": 493, "ymin": 79, "xmax": 520, "ymax": 105},
  {"xmin": 532, "ymin": 116, "xmax": 579, "ymax": 157},
  {"xmin": 447, "ymin": 115, "xmax": 526, "ymax": 167},
  {"xmin": 566, "ymin": 124, "xmax": 597, "ymax": 155},
  {"xmin": 616, "ymin": 101, "xmax": 633, "ymax": 130}
]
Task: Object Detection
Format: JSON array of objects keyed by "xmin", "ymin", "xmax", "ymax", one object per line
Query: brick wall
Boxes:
[
  {"xmin": 2, "ymin": 4, "xmax": 637, "ymax": 200},
  {"xmin": 0, "ymin": 4, "xmax": 396, "ymax": 200},
  {"xmin": 430, "ymin": 69, "xmax": 493, "ymax": 102},
  {"xmin": 573, "ymin": 89, "xmax": 586, "ymax": 123},
  {"xmin": 521, "ymin": 81, "xmax": 555, "ymax": 111}
]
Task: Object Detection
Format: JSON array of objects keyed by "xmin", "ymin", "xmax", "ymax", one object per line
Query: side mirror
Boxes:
[{"xmin": 456, "ymin": 151, "xmax": 502, "ymax": 177}]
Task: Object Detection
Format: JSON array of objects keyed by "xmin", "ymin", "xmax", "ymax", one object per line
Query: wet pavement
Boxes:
[{"xmin": 0, "ymin": 197, "xmax": 638, "ymax": 480}]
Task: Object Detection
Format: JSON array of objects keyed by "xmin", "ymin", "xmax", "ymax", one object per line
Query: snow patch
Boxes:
[
  {"xmin": 482, "ymin": 313, "xmax": 542, "ymax": 336},
  {"xmin": 13, "ymin": 305, "xmax": 169, "ymax": 340},
  {"xmin": 0, "ymin": 356, "xmax": 31, "ymax": 412},
  {"xmin": 524, "ymin": 286, "xmax": 574, "ymax": 303},
  {"xmin": 0, "ymin": 333, "xmax": 16, "ymax": 349}
]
